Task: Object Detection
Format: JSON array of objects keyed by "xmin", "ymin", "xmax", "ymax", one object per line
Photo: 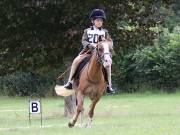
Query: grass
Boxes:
[{"xmin": 0, "ymin": 93, "xmax": 180, "ymax": 135}]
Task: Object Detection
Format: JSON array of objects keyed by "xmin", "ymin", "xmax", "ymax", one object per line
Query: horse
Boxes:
[{"xmin": 68, "ymin": 39, "xmax": 113, "ymax": 128}]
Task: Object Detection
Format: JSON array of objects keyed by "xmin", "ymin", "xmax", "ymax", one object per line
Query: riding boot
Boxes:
[
  {"xmin": 106, "ymin": 85, "xmax": 115, "ymax": 94},
  {"xmin": 64, "ymin": 82, "xmax": 73, "ymax": 90},
  {"xmin": 64, "ymin": 56, "xmax": 81, "ymax": 90}
]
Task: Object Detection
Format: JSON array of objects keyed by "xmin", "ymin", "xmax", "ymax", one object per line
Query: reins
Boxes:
[{"xmin": 56, "ymin": 40, "xmax": 112, "ymax": 81}]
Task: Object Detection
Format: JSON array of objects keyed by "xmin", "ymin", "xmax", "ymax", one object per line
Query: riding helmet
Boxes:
[{"xmin": 89, "ymin": 9, "xmax": 106, "ymax": 20}]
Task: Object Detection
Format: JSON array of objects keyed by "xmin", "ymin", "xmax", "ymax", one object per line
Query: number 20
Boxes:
[{"xmin": 88, "ymin": 34, "xmax": 99, "ymax": 43}]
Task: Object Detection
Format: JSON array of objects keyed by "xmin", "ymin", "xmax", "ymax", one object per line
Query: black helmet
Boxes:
[{"xmin": 89, "ymin": 9, "xmax": 106, "ymax": 20}]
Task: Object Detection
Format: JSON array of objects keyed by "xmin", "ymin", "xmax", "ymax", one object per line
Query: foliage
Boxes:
[
  {"xmin": 0, "ymin": 0, "xmax": 171, "ymax": 75},
  {"xmin": 0, "ymin": 76, "xmax": 5, "ymax": 94},
  {"xmin": 2, "ymin": 72, "xmax": 40, "ymax": 96},
  {"xmin": 1, "ymin": 71, "xmax": 57, "ymax": 96},
  {"xmin": 0, "ymin": 0, "xmax": 179, "ymax": 95},
  {"xmin": 113, "ymin": 29, "xmax": 180, "ymax": 92}
]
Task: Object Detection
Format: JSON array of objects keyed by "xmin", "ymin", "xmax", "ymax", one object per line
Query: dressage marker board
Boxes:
[
  {"xmin": 29, "ymin": 93, "xmax": 42, "ymax": 126},
  {"xmin": 29, "ymin": 100, "xmax": 41, "ymax": 114}
]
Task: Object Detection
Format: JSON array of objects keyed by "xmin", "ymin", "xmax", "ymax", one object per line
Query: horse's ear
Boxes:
[{"xmin": 106, "ymin": 37, "xmax": 112, "ymax": 42}]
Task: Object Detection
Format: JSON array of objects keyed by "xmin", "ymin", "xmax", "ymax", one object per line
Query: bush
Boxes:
[
  {"xmin": 3, "ymin": 72, "xmax": 45, "ymax": 96},
  {"xmin": 0, "ymin": 76, "xmax": 5, "ymax": 95},
  {"xmin": 1, "ymin": 68, "xmax": 64, "ymax": 97},
  {"xmin": 113, "ymin": 29, "xmax": 180, "ymax": 92}
]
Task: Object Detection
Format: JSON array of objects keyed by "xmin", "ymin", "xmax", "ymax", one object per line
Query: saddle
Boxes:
[
  {"xmin": 73, "ymin": 55, "xmax": 91, "ymax": 81},
  {"xmin": 72, "ymin": 55, "xmax": 108, "ymax": 84}
]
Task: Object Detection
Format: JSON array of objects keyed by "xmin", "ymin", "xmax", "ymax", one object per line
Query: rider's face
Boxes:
[{"xmin": 92, "ymin": 18, "xmax": 103, "ymax": 28}]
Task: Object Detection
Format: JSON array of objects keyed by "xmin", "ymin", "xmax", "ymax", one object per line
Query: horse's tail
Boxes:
[{"xmin": 55, "ymin": 85, "xmax": 75, "ymax": 97}]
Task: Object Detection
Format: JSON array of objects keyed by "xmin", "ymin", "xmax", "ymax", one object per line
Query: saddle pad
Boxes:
[{"xmin": 73, "ymin": 55, "xmax": 91, "ymax": 80}]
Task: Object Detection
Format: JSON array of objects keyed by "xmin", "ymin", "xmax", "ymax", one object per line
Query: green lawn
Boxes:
[{"xmin": 0, "ymin": 93, "xmax": 180, "ymax": 135}]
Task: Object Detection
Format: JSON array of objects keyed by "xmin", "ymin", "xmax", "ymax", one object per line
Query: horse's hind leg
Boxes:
[
  {"xmin": 68, "ymin": 92, "xmax": 84, "ymax": 128},
  {"xmin": 87, "ymin": 98, "xmax": 99, "ymax": 128}
]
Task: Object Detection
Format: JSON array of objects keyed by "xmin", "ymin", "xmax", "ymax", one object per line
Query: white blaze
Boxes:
[{"xmin": 102, "ymin": 42, "xmax": 112, "ymax": 68}]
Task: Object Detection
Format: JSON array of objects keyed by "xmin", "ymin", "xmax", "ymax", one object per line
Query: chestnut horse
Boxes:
[{"xmin": 68, "ymin": 39, "xmax": 113, "ymax": 128}]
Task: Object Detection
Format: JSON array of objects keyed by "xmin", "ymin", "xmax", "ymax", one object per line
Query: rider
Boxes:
[{"xmin": 64, "ymin": 9, "xmax": 115, "ymax": 94}]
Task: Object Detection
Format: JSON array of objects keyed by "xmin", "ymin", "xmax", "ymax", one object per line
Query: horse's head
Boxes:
[{"xmin": 96, "ymin": 39, "xmax": 113, "ymax": 68}]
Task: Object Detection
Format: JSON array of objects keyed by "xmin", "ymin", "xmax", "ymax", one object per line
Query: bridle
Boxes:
[{"xmin": 96, "ymin": 43, "xmax": 112, "ymax": 65}]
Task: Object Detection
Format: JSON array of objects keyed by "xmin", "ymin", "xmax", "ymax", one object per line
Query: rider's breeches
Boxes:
[{"xmin": 68, "ymin": 55, "xmax": 81, "ymax": 82}]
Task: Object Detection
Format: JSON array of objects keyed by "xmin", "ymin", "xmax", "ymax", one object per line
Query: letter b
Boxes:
[{"xmin": 32, "ymin": 102, "xmax": 38, "ymax": 112}]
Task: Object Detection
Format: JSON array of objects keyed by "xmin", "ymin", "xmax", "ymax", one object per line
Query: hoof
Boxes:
[
  {"xmin": 85, "ymin": 123, "xmax": 92, "ymax": 128},
  {"xmin": 68, "ymin": 119, "xmax": 76, "ymax": 128},
  {"xmin": 68, "ymin": 122, "xmax": 74, "ymax": 128}
]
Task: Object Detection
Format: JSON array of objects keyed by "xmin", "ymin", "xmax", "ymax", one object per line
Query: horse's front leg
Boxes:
[
  {"xmin": 86, "ymin": 98, "xmax": 99, "ymax": 128},
  {"xmin": 68, "ymin": 92, "xmax": 84, "ymax": 128}
]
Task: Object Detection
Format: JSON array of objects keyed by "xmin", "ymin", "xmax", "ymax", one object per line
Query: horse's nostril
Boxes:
[{"xmin": 105, "ymin": 60, "xmax": 108, "ymax": 62}]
